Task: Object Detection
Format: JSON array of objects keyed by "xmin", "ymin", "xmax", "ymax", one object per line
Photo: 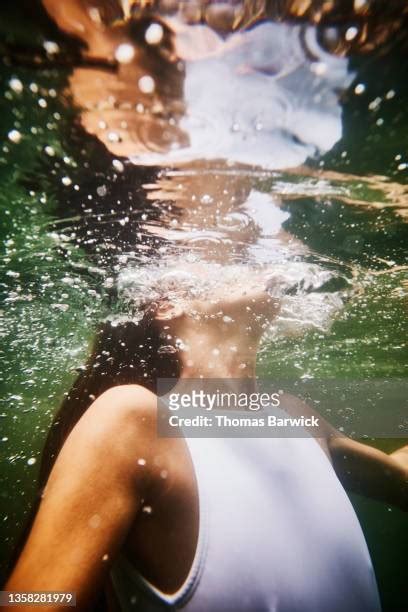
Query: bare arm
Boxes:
[
  {"xmin": 5, "ymin": 385, "xmax": 157, "ymax": 611},
  {"xmin": 281, "ymin": 393, "xmax": 408, "ymax": 510},
  {"xmin": 329, "ymin": 436, "xmax": 408, "ymax": 512}
]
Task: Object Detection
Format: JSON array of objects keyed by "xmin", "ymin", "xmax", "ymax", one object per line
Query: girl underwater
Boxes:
[
  {"xmin": 3, "ymin": 1, "xmax": 408, "ymax": 611},
  {"xmin": 4, "ymin": 261, "xmax": 408, "ymax": 612}
]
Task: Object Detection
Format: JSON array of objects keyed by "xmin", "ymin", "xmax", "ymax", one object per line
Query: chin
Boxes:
[{"xmin": 220, "ymin": 293, "xmax": 280, "ymax": 323}]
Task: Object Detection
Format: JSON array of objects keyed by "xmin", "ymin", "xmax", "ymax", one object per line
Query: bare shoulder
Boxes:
[
  {"xmin": 90, "ymin": 384, "xmax": 158, "ymax": 419},
  {"xmin": 82, "ymin": 384, "xmax": 156, "ymax": 425},
  {"xmin": 40, "ymin": 385, "xmax": 163, "ymax": 501},
  {"xmin": 58, "ymin": 385, "xmax": 160, "ymax": 474}
]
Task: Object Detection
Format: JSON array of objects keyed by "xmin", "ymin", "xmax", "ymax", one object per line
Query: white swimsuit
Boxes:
[{"xmin": 110, "ymin": 432, "xmax": 381, "ymax": 611}]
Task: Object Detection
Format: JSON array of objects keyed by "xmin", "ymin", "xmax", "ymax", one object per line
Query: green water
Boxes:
[{"xmin": 1, "ymin": 3, "xmax": 407, "ymax": 611}]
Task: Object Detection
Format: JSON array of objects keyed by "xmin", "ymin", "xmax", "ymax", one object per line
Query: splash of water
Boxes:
[{"xmin": 114, "ymin": 259, "xmax": 351, "ymax": 335}]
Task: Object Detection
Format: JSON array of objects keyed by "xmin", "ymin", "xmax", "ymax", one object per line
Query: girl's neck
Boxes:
[{"xmin": 171, "ymin": 316, "xmax": 261, "ymax": 381}]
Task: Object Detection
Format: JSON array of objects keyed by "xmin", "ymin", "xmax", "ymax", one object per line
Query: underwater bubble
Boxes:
[
  {"xmin": 369, "ymin": 97, "xmax": 381, "ymax": 111},
  {"xmin": 114, "ymin": 43, "xmax": 135, "ymax": 64},
  {"xmin": 44, "ymin": 146, "xmax": 55, "ymax": 156},
  {"xmin": 200, "ymin": 194, "xmax": 214, "ymax": 205},
  {"xmin": 9, "ymin": 78, "xmax": 23, "ymax": 94},
  {"xmin": 159, "ymin": 269, "xmax": 195, "ymax": 290},
  {"xmin": 345, "ymin": 26, "xmax": 358, "ymax": 41},
  {"xmin": 62, "ymin": 176, "xmax": 72, "ymax": 186},
  {"xmin": 107, "ymin": 131, "xmax": 121, "ymax": 143},
  {"xmin": 354, "ymin": 0, "xmax": 367, "ymax": 11},
  {"xmin": 218, "ymin": 212, "xmax": 251, "ymax": 231},
  {"xmin": 27, "ymin": 457, "xmax": 36, "ymax": 466},
  {"xmin": 354, "ymin": 83, "xmax": 365, "ymax": 95},
  {"xmin": 145, "ymin": 23, "xmax": 164, "ymax": 45},
  {"xmin": 158, "ymin": 345, "xmax": 177, "ymax": 354},
  {"xmin": 97, "ymin": 185, "xmax": 107, "ymax": 197},
  {"xmin": 8, "ymin": 130, "xmax": 22, "ymax": 144},
  {"xmin": 137, "ymin": 458, "xmax": 146, "ymax": 466},
  {"xmin": 112, "ymin": 159, "xmax": 124, "ymax": 172},
  {"xmin": 88, "ymin": 7, "xmax": 101, "ymax": 23},
  {"xmin": 52, "ymin": 304, "xmax": 69, "ymax": 312},
  {"xmin": 43, "ymin": 40, "xmax": 60, "ymax": 54},
  {"xmin": 142, "ymin": 505, "xmax": 152, "ymax": 514},
  {"xmin": 138, "ymin": 75, "xmax": 155, "ymax": 94}
]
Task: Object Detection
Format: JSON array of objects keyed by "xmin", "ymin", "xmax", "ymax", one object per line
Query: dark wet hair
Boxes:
[
  {"xmin": 39, "ymin": 304, "xmax": 180, "ymax": 488},
  {"xmin": 7, "ymin": 302, "xmax": 180, "ymax": 606}
]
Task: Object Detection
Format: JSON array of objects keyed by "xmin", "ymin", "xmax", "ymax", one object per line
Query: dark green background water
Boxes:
[{"xmin": 0, "ymin": 2, "xmax": 407, "ymax": 610}]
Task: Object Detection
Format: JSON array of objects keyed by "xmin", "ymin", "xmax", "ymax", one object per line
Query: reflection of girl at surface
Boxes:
[
  {"xmin": 41, "ymin": 0, "xmax": 353, "ymax": 167},
  {"xmin": 4, "ymin": 2, "xmax": 408, "ymax": 611},
  {"xmin": 4, "ymin": 264, "xmax": 408, "ymax": 611}
]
